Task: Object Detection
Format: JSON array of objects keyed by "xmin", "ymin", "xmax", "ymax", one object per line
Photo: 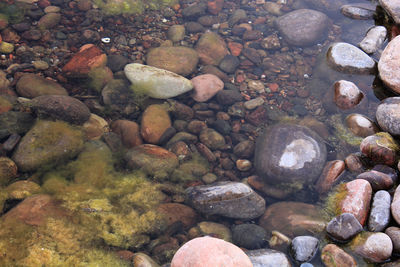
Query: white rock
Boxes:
[
  {"xmin": 359, "ymin": 26, "xmax": 387, "ymax": 54},
  {"xmin": 124, "ymin": 63, "xmax": 193, "ymax": 99}
]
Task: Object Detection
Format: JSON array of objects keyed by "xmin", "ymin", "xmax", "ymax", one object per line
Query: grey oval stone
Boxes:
[
  {"xmin": 376, "ymin": 97, "xmax": 400, "ymax": 136},
  {"xmin": 290, "ymin": 236, "xmax": 319, "ymax": 263}
]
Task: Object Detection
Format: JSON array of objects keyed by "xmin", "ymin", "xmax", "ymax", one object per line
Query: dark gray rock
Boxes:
[
  {"xmin": 219, "ymin": 55, "xmax": 240, "ymax": 74},
  {"xmin": 232, "ymin": 224, "xmax": 268, "ymax": 250},
  {"xmin": 368, "ymin": 190, "xmax": 391, "ymax": 232},
  {"xmin": 326, "ymin": 213, "xmax": 363, "ymax": 242},
  {"xmin": 246, "ymin": 249, "xmax": 292, "ymax": 267},
  {"xmin": 182, "ymin": 2, "xmax": 207, "ymax": 19},
  {"xmin": 290, "ymin": 236, "xmax": 319, "ymax": 263},
  {"xmin": 216, "ymin": 90, "xmax": 242, "ymax": 105},
  {"xmin": 185, "ymin": 181, "xmax": 266, "ymax": 220}
]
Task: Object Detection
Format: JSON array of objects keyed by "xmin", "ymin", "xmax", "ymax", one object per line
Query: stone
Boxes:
[
  {"xmin": 0, "ymin": 111, "xmax": 34, "ymax": 140},
  {"xmin": 233, "ymin": 140, "xmax": 255, "ymax": 158},
  {"xmin": 391, "ymin": 186, "xmax": 400, "ymax": 225},
  {"xmin": 356, "ymin": 170, "xmax": 394, "ymax": 191},
  {"xmin": 385, "ymin": 227, "xmax": 400, "ymax": 254},
  {"xmin": 0, "ymin": 42, "xmax": 14, "ymax": 54},
  {"xmin": 259, "ymin": 202, "xmax": 326, "ymax": 238},
  {"xmin": 167, "ymin": 25, "xmax": 185, "ymax": 42},
  {"xmin": 157, "ymin": 203, "xmax": 197, "ymax": 229},
  {"xmin": 189, "ymin": 221, "xmax": 232, "ymax": 242},
  {"xmin": 111, "ymin": 120, "xmax": 142, "ymax": 148},
  {"xmin": 106, "ymin": 55, "xmax": 128, "ymax": 72},
  {"xmin": 345, "ymin": 114, "xmax": 379, "ymax": 138},
  {"xmin": 195, "ymin": 32, "xmax": 228, "ymax": 65},
  {"xmin": 326, "ymin": 213, "xmax": 363, "ymax": 242},
  {"xmin": 379, "ymin": 0, "xmax": 400, "ymax": 24},
  {"xmin": 30, "ymin": 95, "xmax": 91, "ymax": 125},
  {"xmin": 275, "ymin": 9, "xmax": 330, "ymax": 47},
  {"xmin": 334, "ymin": 179, "xmax": 372, "ymax": 225},
  {"xmin": 16, "ymin": 73, "xmax": 68, "ymax": 98},
  {"xmin": 341, "ymin": 3, "xmax": 376, "ymax": 20},
  {"xmin": 62, "ymin": 44, "xmax": 107, "ymax": 78},
  {"xmin": 228, "ymin": 9, "xmax": 247, "ymax": 26},
  {"xmin": 187, "ymin": 120, "xmax": 207, "ymax": 134},
  {"xmin": 82, "ymin": 113, "xmax": 108, "ymax": 140},
  {"xmin": 199, "ymin": 128, "xmax": 226, "ymax": 150},
  {"xmin": 246, "ymin": 249, "xmax": 292, "ymax": 267},
  {"xmin": 290, "ymin": 236, "xmax": 319, "ymax": 263},
  {"xmin": 208, "ymin": 0, "xmax": 224, "ymax": 15},
  {"xmin": 232, "ymin": 224, "xmax": 268, "ymax": 249},
  {"xmin": 244, "ymin": 97, "xmax": 265, "ymax": 110},
  {"xmin": 38, "ymin": 12, "xmax": 61, "ymax": 29},
  {"xmin": 321, "ymin": 244, "xmax": 357, "ymax": 267},
  {"xmin": 0, "ymin": 157, "xmax": 17, "ymax": 186},
  {"xmin": 132, "ymin": 253, "xmax": 160, "ymax": 267},
  {"xmin": 185, "ymin": 22, "xmax": 205, "ymax": 33},
  {"xmin": 168, "ymin": 100, "xmax": 194, "ymax": 121},
  {"xmin": 327, "ymin": 42, "xmax": 376, "ymax": 74},
  {"xmin": 376, "ymin": 97, "xmax": 400, "ymax": 136},
  {"xmin": 191, "ymin": 74, "xmax": 224, "ymax": 102},
  {"xmin": 182, "ymin": 2, "xmax": 207, "ymax": 18},
  {"xmin": 315, "ymin": 160, "xmax": 345, "ymax": 195},
  {"xmin": 124, "ymin": 63, "xmax": 193, "ymax": 99},
  {"xmin": 101, "ymin": 79, "xmax": 139, "ymax": 117},
  {"xmin": 359, "ymin": 26, "xmax": 387, "ymax": 54},
  {"xmin": 254, "ymin": 124, "xmax": 327, "ymax": 189},
  {"xmin": 333, "ymin": 80, "xmax": 364, "ymax": 110},
  {"xmin": 350, "ymin": 232, "xmax": 393, "ymax": 263},
  {"xmin": 219, "ymin": 55, "xmax": 240, "ymax": 74},
  {"xmin": 146, "ymin": 46, "xmax": 199, "ymax": 76},
  {"xmin": 12, "ymin": 120, "xmax": 85, "ymax": 172},
  {"xmin": 5, "ymin": 180, "xmax": 41, "ymax": 200},
  {"xmin": 360, "ymin": 132, "xmax": 399, "ymax": 166},
  {"xmin": 140, "ymin": 104, "xmax": 171, "ymax": 144},
  {"xmin": 124, "ymin": 144, "xmax": 179, "ymax": 180},
  {"xmin": 345, "ymin": 153, "xmax": 365, "ymax": 173},
  {"xmin": 236, "ymin": 159, "xmax": 252, "ymax": 171},
  {"xmin": 170, "ymin": 236, "xmax": 253, "ymax": 267},
  {"xmin": 216, "ymin": 90, "xmax": 242, "ymax": 105},
  {"xmin": 185, "ymin": 181, "xmax": 266, "ymax": 220},
  {"xmin": 368, "ymin": 190, "xmax": 391, "ymax": 232}
]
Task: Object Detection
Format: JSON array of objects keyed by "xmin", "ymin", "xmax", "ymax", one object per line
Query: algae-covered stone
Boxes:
[
  {"xmin": 0, "ymin": 157, "xmax": 17, "ymax": 186},
  {"xmin": 16, "ymin": 73, "xmax": 68, "ymax": 98},
  {"xmin": 12, "ymin": 120, "xmax": 85, "ymax": 172},
  {"xmin": 195, "ymin": 32, "xmax": 228, "ymax": 66},
  {"xmin": 5, "ymin": 180, "xmax": 41, "ymax": 200},
  {"xmin": 146, "ymin": 46, "xmax": 198, "ymax": 76},
  {"xmin": 37, "ymin": 13, "xmax": 61, "ymax": 29},
  {"xmin": 0, "ymin": 111, "xmax": 34, "ymax": 139},
  {"xmin": 0, "ymin": 42, "xmax": 14, "ymax": 54},
  {"xmin": 124, "ymin": 63, "xmax": 193, "ymax": 99},
  {"xmin": 140, "ymin": 104, "xmax": 171, "ymax": 144},
  {"xmin": 189, "ymin": 221, "xmax": 232, "ymax": 242}
]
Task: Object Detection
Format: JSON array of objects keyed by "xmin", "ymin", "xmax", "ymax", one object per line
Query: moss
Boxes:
[
  {"xmin": 323, "ymin": 183, "xmax": 347, "ymax": 219},
  {"xmin": 93, "ymin": 0, "xmax": 177, "ymax": 15},
  {"xmin": 169, "ymin": 153, "xmax": 209, "ymax": 183},
  {"xmin": 328, "ymin": 114, "xmax": 363, "ymax": 147},
  {"xmin": 88, "ymin": 67, "xmax": 112, "ymax": 93},
  {"xmin": 375, "ymin": 132, "xmax": 400, "ymax": 151}
]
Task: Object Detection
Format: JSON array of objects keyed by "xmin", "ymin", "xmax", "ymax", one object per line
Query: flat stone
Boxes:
[
  {"xmin": 124, "ymin": 63, "xmax": 193, "ymax": 99},
  {"xmin": 327, "ymin": 42, "xmax": 376, "ymax": 74},
  {"xmin": 378, "ymin": 35, "xmax": 400, "ymax": 93},
  {"xmin": 326, "ymin": 213, "xmax": 363, "ymax": 242},
  {"xmin": 368, "ymin": 190, "xmax": 391, "ymax": 232},
  {"xmin": 356, "ymin": 170, "xmax": 394, "ymax": 191},
  {"xmin": 246, "ymin": 249, "xmax": 292, "ymax": 267},
  {"xmin": 379, "ymin": 0, "xmax": 400, "ymax": 24},
  {"xmin": 275, "ymin": 9, "xmax": 330, "ymax": 47}
]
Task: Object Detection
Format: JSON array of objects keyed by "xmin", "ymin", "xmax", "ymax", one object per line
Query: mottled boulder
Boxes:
[
  {"xmin": 275, "ymin": 9, "xmax": 330, "ymax": 46},
  {"xmin": 195, "ymin": 32, "xmax": 228, "ymax": 65},
  {"xmin": 16, "ymin": 73, "xmax": 68, "ymax": 98},
  {"xmin": 185, "ymin": 181, "xmax": 266, "ymax": 220}
]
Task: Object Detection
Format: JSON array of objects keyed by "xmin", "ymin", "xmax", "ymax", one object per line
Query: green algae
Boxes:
[
  {"xmin": 323, "ymin": 183, "xmax": 348, "ymax": 219},
  {"xmin": 93, "ymin": 0, "xmax": 178, "ymax": 16},
  {"xmin": 328, "ymin": 114, "xmax": 363, "ymax": 147}
]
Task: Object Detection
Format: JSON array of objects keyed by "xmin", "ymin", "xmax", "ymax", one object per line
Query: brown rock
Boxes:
[
  {"xmin": 321, "ymin": 244, "xmax": 357, "ymax": 267},
  {"xmin": 356, "ymin": 170, "xmax": 394, "ymax": 191},
  {"xmin": 158, "ymin": 203, "xmax": 197, "ymax": 229},
  {"xmin": 315, "ymin": 160, "xmax": 345, "ymax": 194},
  {"xmin": 334, "ymin": 80, "xmax": 364, "ymax": 110},
  {"xmin": 207, "ymin": 0, "xmax": 224, "ymax": 15},
  {"xmin": 16, "ymin": 73, "xmax": 68, "ymax": 98},
  {"xmin": 141, "ymin": 104, "xmax": 171, "ymax": 144},
  {"xmin": 82, "ymin": 113, "xmax": 109, "ymax": 140},
  {"xmin": 195, "ymin": 32, "xmax": 228, "ymax": 65},
  {"xmin": 345, "ymin": 113, "xmax": 379, "ymax": 138},
  {"xmin": 345, "ymin": 153, "xmax": 365, "ymax": 173},
  {"xmin": 0, "ymin": 157, "xmax": 17, "ymax": 186},
  {"xmin": 111, "ymin": 120, "xmax": 142, "ymax": 148}
]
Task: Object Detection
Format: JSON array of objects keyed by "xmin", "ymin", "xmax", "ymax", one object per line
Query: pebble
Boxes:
[
  {"xmin": 157, "ymin": 203, "xmax": 197, "ymax": 230},
  {"xmin": 350, "ymin": 232, "xmax": 393, "ymax": 263},
  {"xmin": 199, "ymin": 128, "xmax": 226, "ymax": 150},
  {"xmin": 236, "ymin": 159, "xmax": 252, "ymax": 171},
  {"xmin": 341, "ymin": 3, "xmax": 376, "ymax": 20},
  {"xmin": 368, "ymin": 190, "xmax": 391, "ymax": 232},
  {"xmin": 345, "ymin": 113, "xmax": 379, "ymax": 138},
  {"xmin": 376, "ymin": 97, "xmax": 400, "ymax": 136},
  {"xmin": 167, "ymin": 25, "xmax": 185, "ymax": 42},
  {"xmin": 219, "ymin": 55, "xmax": 240, "ymax": 74},
  {"xmin": 321, "ymin": 244, "xmax": 357, "ymax": 267},
  {"xmin": 0, "ymin": 42, "xmax": 14, "ymax": 54},
  {"xmin": 290, "ymin": 236, "xmax": 319, "ymax": 263},
  {"xmin": 246, "ymin": 249, "xmax": 292, "ymax": 267},
  {"xmin": 191, "ymin": 74, "xmax": 224, "ymax": 102},
  {"xmin": 333, "ymin": 80, "xmax": 364, "ymax": 110},
  {"xmin": 232, "ymin": 224, "xmax": 268, "ymax": 249},
  {"xmin": 326, "ymin": 213, "xmax": 363, "ymax": 242},
  {"xmin": 111, "ymin": 120, "xmax": 142, "ymax": 148},
  {"xmin": 359, "ymin": 26, "xmax": 387, "ymax": 54},
  {"xmin": 195, "ymin": 32, "xmax": 228, "ymax": 66},
  {"xmin": 356, "ymin": 170, "xmax": 394, "ymax": 191}
]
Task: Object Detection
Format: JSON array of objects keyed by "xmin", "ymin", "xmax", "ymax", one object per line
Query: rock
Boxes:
[
  {"xmin": 0, "ymin": 95, "xmax": 14, "ymax": 115},
  {"xmin": 182, "ymin": 2, "xmax": 207, "ymax": 18},
  {"xmin": 315, "ymin": 160, "xmax": 345, "ymax": 195},
  {"xmin": 219, "ymin": 55, "xmax": 240, "ymax": 74},
  {"xmin": 232, "ymin": 224, "xmax": 268, "ymax": 249},
  {"xmin": 199, "ymin": 128, "xmax": 226, "ymax": 150},
  {"xmin": 385, "ymin": 226, "xmax": 400, "ymax": 254},
  {"xmin": 368, "ymin": 190, "xmax": 391, "ymax": 232},
  {"xmin": 275, "ymin": 9, "xmax": 330, "ymax": 47},
  {"xmin": 167, "ymin": 25, "xmax": 185, "ymax": 42},
  {"xmin": 391, "ymin": 185, "xmax": 400, "ymax": 225},
  {"xmin": 233, "ymin": 140, "xmax": 255, "ymax": 158},
  {"xmin": 30, "ymin": 95, "xmax": 91, "ymax": 125},
  {"xmin": 379, "ymin": 0, "xmax": 400, "ymax": 24},
  {"xmin": 216, "ymin": 90, "xmax": 242, "ymax": 105},
  {"xmin": 0, "ymin": 157, "xmax": 17, "ymax": 186},
  {"xmin": 326, "ymin": 213, "xmax": 363, "ymax": 242},
  {"xmin": 157, "ymin": 203, "xmax": 197, "ymax": 229},
  {"xmin": 350, "ymin": 232, "xmax": 393, "ymax": 263},
  {"xmin": 210, "ymin": 119, "xmax": 231, "ymax": 135},
  {"xmin": 376, "ymin": 97, "xmax": 400, "ymax": 136},
  {"xmin": 345, "ymin": 114, "xmax": 379, "ymax": 138},
  {"xmin": 12, "ymin": 120, "xmax": 85, "ymax": 172},
  {"xmin": 254, "ymin": 124, "xmax": 327, "ymax": 190},
  {"xmin": 242, "ymin": 48, "xmax": 261, "ymax": 65},
  {"xmin": 228, "ymin": 9, "xmax": 247, "ymax": 26},
  {"xmin": 208, "ymin": 0, "xmax": 224, "ymax": 15},
  {"xmin": 359, "ymin": 26, "xmax": 387, "ymax": 54},
  {"xmin": 246, "ymin": 249, "xmax": 292, "ymax": 267},
  {"xmin": 106, "ymin": 54, "xmax": 128, "ymax": 72},
  {"xmin": 259, "ymin": 202, "xmax": 326, "ymax": 238},
  {"xmin": 101, "ymin": 79, "xmax": 139, "ymax": 117},
  {"xmin": 140, "ymin": 104, "xmax": 171, "ymax": 144},
  {"xmin": 341, "ymin": 3, "xmax": 376, "ymax": 20},
  {"xmin": 0, "ymin": 111, "xmax": 34, "ymax": 139},
  {"xmin": 38, "ymin": 12, "xmax": 61, "ymax": 29},
  {"xmin": 16, "ymin": 73, "xmax": 68, "ymax": 98},
  {"xmin": 185, "ymin": 21, "xmax": 205, "ymax": 33},
  {"xmin": 124, "ymin": 63, "xmax": 193, "ymax": 99},
  {"xmin": 0, "ymin": 42, "xmax": 14, "ymax": 54},
  {"xmin": 168, "ymin": 100, "xmax": 194, "ymax": 121},
  {"xmin": 124, "ymin": 144, "xmax": 179, "ymax": 180},
  {"xmin": 191, "ymin": 74, "xmax": 224, "ymax": 102},
  {"xmin": 5, "ymin": 180, "xmax": 41, "ymax": 200},
  {"xmin": 111, "ymin": 120, "xmax": 142, "ymax": 148},
  {"xmin": 244, "ymin": 97, "xmax": 265, "ymax": 110},
  {"xmin": 345, "ymin": 153, "xmax": 365, "ymax": 173},
  {"xmin": 333, "ymin": 179, "xmax": 372, "ymax": 225},
  {"xmin": 360, "ymin": 132, "xmax": 399, "ymax": 166},
  {"xmin": 189, "ymin": 221, "xmax": 232, "ymax": 242},
  {"xmin": 82, "ymin": 113, "xmax": 108, "ymax": 140},
  {"xmin": 185, "ymin": 181, "xmax": 266, "ymax": 220},
  {"xmin": 236, "ymin": 159, "xmax": 252, "ymax": 171},
  {"xmin": 166, "ymin": 132, "xmax": 198, "ymax": 147},
  {"xmin": 146, "ymin": 46, "xmax": 199, "ymax": 76},
  {"xmin": 62, "ymin": 44, "xmax": 107, "ymax": 78},
  {"xmin": 356, "ymin": 170, "xmax": 395, "ymax": 191},
  {"xmin": 327, "ymin": 42, "xmax": 376, "ymax": 74},
  {"xmin": 132, "ymin": 253, "xmax": 160, "ymax": 267},
  {"xmin": 290, "ymin": 236, "xmax": 319, "ymax": 263},
  {"xmin": 321, "ymin": 244, "xmax": 357, "ymax": 267},
  {"xmin": 195, "ymin": 32, "xmax": 228, "ymax": 65},
  {"xmin": 170, "ymin": 236, "xmax": 253, "ymax": 267},
  {"xmin": 187, "ymin": 120, "xmax": 207, "ymax": 134},
  {"xmin": 333, "ymin": 80, "xmax": 364, "ymax": 110},
  {"xmin": 201, "ymin": 65, "xmax": 229, "ymax": 82}
]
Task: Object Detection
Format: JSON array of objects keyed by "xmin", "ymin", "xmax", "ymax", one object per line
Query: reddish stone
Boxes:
[
  {"xmin": 268, "ymin": 83, "xmax": 279, "ymax": 92},
  {"xmin": 321, "ymin": 244, "xmax": 357, "ymax": 267},
  {"xmin": 111, "ymin": 120, "xmax": 143, "ymax": 148},
  {"xmin": 360, "ymin": 132, "xmax": 399, "ymax": 166},
  {"xmin": 338, "ymin": 179, "xmax": 372, "ymax": 225},
  {"xmin": 116, "ymin": 250, "xmax": 135, "ymax": 261},
  {"xmin": 315, "ymin": 160, "xmax": 345, "ymax": 194},
  {"xmin": 157, "ymin": 203, "xmax": 197, "ymax": 229},
  {"xmin": 228, "ymin": 42, "xmax": 243, "ymax": 56},
  {"xmin": 207, "ymin": 0, "xmax": 224, "ymax": 15},
  {"xmin": 62, "ymin": 44, "xmax": 107, "ymax": 78},
  {"xmin": 245, "ymin": 106, "xmax": 268, "ymax": 125},
  {"xmin": 38, "ymin": 0, "xmax": 51, "ymax": 8}
]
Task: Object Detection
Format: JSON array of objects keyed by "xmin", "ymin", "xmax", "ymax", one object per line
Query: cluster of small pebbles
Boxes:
[{"xmin": 2, "ymin": 0, "xmax": 400, "ymax": 266}]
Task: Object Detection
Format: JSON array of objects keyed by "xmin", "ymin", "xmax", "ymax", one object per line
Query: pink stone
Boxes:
[
  {"xmin": 191, "ymin": 74, "xmax": 224, "ymax": 102},
  {"xmin": 171, "ymin": 236, "xmax": 252, "ymax": 267},
  {"xmin": 315, "ymin": 160, "xmax": 345, "ymax": 194},
  {"xmin": 391, "ymin": 185, "xmax": 400, "ymax": 225},
  {"xmin": 339, "ymin": 179, "xmax": 372, "ymax": 225},
  {"xmin": 334, "ymin": 80, "xmax": 364, "ymax": 110}
]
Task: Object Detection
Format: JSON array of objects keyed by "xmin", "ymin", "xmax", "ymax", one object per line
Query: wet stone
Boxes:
[
  {"xmin": 16, "ymin": 73, "xmax": 68, "ymax": 98},
  {"xmin": 101, "ymin": 79, "xmax": 139, "ymax": 117},
  {"xmin": 106, "ymin": 55, "xmax": 128, "ymax": 72},
  {"xmin": 315, "ymin": 160, "xmax": 345, "ymax": 195},
  {"xmin": 321, "ymin": 244, "xmax": 357, "ymax": 267},
  {"xmin": 188, "ymin": 221, "xmax": 232, "ymax": 242},
  {"xmin": 195, "ymin": 32, "xmax": 228, "ymax": 66},
  {"xmin": 199, "ymin": 128, "xmax": 226, "ymax": 150},
  {"xmin": 191, "ymin": 74, "xmax": 224, "ymax": 102},
  {"xmin": 0, "ymin": 111, "xmax": 34, "ymax": 140},
  {"xmin": 333, "ymin": 80, "xmax": 364, "ymax": 110},
  {"xmin": 368, "ymin": 190, "xmax": 391, "ymax": 232},
  {"xmin": 246, "ymin": 249, "xmax": 292, "ymax": 267},
  {"xmin": 359, "ymin": 26, "xmax": 387, "ymax": 54},
  {"xmin": 290, "ymin": 236, "xmax": 319, "ymax": 264},
  {"xmin": 216, "ymin": 90, "xmax": 242, "ymax": 106},
  {"xmin": 167, "ymin": 25, "xmax": 185, "ymax": 42},
  {"xmin": 140, "ymin": 104, "xmax": 171, "ymax": 145},
  {"xmin": 379, "ymin": 0, "xmax": 400, "ymax": 24},
  {"xmin": 0, "ymin": 157, "xmax": 17, "ymax": 186},
  {"xmin": 228, "ymin": 9, "xmax": 247, "ymax": 27},
  {"xmin": 385, "ymin": 226, "xmax": 400, "ymax": 254},
  {"xmin": 132, "ymin": 253, "xmax": 160, "ymax": 267},
  {"xmin": 356, "ymin": 170, "xmax": 394, "ymax": 191},
  {"xmin": 185, "ymin": 181, "xmax": 266, "ymax": 220},
  {"xmin": 157, "ymin": 203, "xmax": 197, "ymax": 230},
  {"xmin": 111, "ymin": 120, "xmax": 142, "ymax": 149},
  {"xmin": 275, "ymin": 9, "xmax": 330, "ymax": 47},
  {"xmin": 327, "ymin": 42, "xmax": 376, "ymax": 74},
  {"xmin": 244, "ymin": 97, "xmax": 265, "ymax": 110},
  {"xmin": 360, "ymin": 132, "xmax": 399, "ymax": 166},
  {"xmin": 378, "ymin": 35, "xmax": 400, "ymax": 93},
  {"xmin": 232, "ymin": 224, "xmax": 268, "ymax": 250},
  {"xmin": 376, "ymin": 97, "xmax": 400, "ymax": 136},
  {"xmin": 341, "ymin": 3, "xmax": 376, "ymax": 20},
  {"xmin": 350, "ymin": 232, "xmax": 393, "ymax": 263},
  {"xmin": 391, "ymin": 186, "xmax": 400, "ymax": 225},
  {"xmin": 326, "ymin": 213, "xmax": 363, "ymax": 242},
  {"xmin": 182, "ymin": 2, "xmax": 207, "ymax": 19},
  {"xmin": 219, "ymin": 55, "xmax": 240, "ymax": 74},
  {"xmin": 185, "ymin": 22, "xmax": 205, "ymax": 33},
  {"xmin": 345, "ymin": 114, "xmax": 379, "ymax": 138}
]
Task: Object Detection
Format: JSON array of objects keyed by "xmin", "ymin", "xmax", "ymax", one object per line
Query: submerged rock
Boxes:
[
  {"xmin": 16, "ymin": 73, "xmax": 68, "ymax": 98},
  {"xmin": 321, "ymin": 244, "xmax": 357, "ymax": 267},
  {"xmin": 246, "ymin": 249, "xmax": 292, "ymax": 267},
  {"xmin": 359, "ymin": 26, "xmax": 387, "ymax": 54},
  {"xmin": 379, "ymin": 0, "xmax": 400, "ymax": 24},
  {"xmin": 341, "ymin": 3, "xmax": 376, "ymax": 20},
  {"xmin": 345, "ymin": 114, "xmax": 379, "ymax": 138},
  {"xmin": 140, "ymin": 104, "xmax": 171, "ymax": 145},
  {"xmin": 350, "ymin": 232, "xmax": 393, "ymax": 263},
  {"xmin": 232, "ymin": 224, "xmax": 268, "ymax": 249},
  {"xmin": 360, "ymin": 132, "xmax": 399, "ymax": 166},
  {"xmin": 0, "ymin": 111, "xmax": 34, "ymax": 140},
  {"xmin": 195, "ymin": 32, "xmax": 228, "ymax": 66},
  {"xmin": 124, "ymin": 63, "xmax": 193, "ymax": 99},
  {"xmin": 326, "ymin": 213, "xmax": 363, "ymax": 242},
  {"xmin": 333, "ymin": 80, "xmax": 364, "ymax": 110},
  {"xmin": 376, "ymin": 97, "xmax": 400, "ymax": 136}
]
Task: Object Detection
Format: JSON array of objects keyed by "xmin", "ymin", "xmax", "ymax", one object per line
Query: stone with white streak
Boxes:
[{"xmin": 359, "ymin": 26, "xmax": 387, "ymax": 54}]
